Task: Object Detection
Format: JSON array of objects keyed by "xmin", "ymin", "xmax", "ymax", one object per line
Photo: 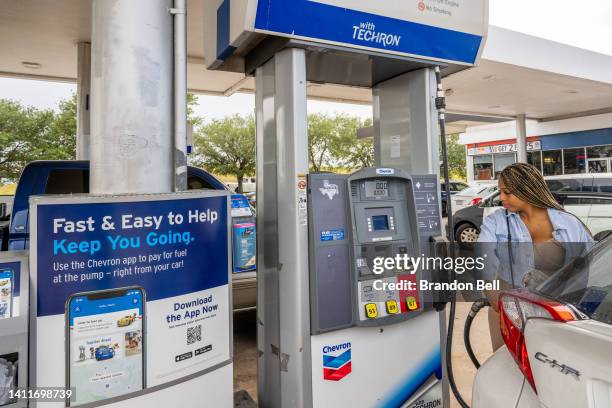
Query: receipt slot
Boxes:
[{"xmin": 307, "ymin": 168, "xmax": 445, "ymax": 407}]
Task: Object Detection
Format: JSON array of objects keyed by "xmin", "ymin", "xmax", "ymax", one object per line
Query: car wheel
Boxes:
[{"xmin": 455, "ymin": 223, "xmax": 479, "ymax": 249}]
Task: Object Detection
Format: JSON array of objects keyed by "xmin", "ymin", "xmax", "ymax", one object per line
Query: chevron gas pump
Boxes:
[
  {"xmin": 204, "ymin": 0, "xmax": 489, "ymax": 406},
  {"xmin": 307, "ymin": 169, "xmax": 445, "ymax": 406}
]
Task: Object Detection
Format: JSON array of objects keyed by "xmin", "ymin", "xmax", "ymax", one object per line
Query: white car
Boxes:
[
  {"xmin": 451, "ymin": 184, "xmax": 498, "ymax": 214},
  {"xmin": 544, "ymin": 172, "xmax": 612, "ymax": 193},
  {"xmin": 227, "ymin": 177, "xmax": 256, "ymax": 193},
  {"xmin": 472, "ymin": 237, "xmax": 612, "ymax": 408}
]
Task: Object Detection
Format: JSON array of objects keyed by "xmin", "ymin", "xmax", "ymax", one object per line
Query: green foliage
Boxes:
[
  {"xmin": 307, "ymin": 113, "xmax": 373, "ymax": 172},
  {"xmin": 191, "ymin": 115, "xmax": 256, "ymax": 193},
  {"xmin": 47, "ymin": 95, "xmax": 77, "ymax": 160},
  {"xmin": 440, "ymin": 133, "xmax": 467, "ymax": 181},
  {"xmin": 0, "ymin": 97, "xmax": 76, "ymax": 183},
  {"xmin": 338, "ymin": 117, "xmax": 374, "ymax": 170},
  {"xmin": 187, "ymin": 93, "xmax": 203, "ymax": 128}
]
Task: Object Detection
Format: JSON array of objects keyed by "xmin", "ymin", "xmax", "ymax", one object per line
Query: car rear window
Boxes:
[
  {"xmin": 45, "ymin": 169, "xmax": 90, "ymax": 194},
  {"xmin": 538, "ymin": 239, "xmax": 612, "ymax": 325},
  {"xmin": 187, "ymin": 176, "xmax": 215, "ymax": 190},
  {"xmin": 448, "ymin": 182, "xmax": 466, "ymax": 192},
  {"xmin": 457, "ymin": 186, "xmax": 487, "ymax": 196},
  {"xmin": 592, "ymin": 178, "xmax": 612, "ymax": 193},
  {"xmin": 546, "ymin": 178, "xmax": 590, "ymax": 193}
]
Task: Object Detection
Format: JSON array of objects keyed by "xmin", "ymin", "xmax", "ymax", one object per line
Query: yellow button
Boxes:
[
  {"xmin": 406, "ymin": 297, "xmax": 418, "ymax": 311},
  {"xmin": 365, "ymin": 303, "xmax": 378, "ymax": 319},
  {"xmin": 386, "ymin": 300, "xmax": 399, "ymax": 314}
]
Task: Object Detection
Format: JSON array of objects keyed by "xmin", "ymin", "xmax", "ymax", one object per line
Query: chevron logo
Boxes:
[{"xmin": 322, "ymin": 342, "xmax": 352, "ymax": 381}]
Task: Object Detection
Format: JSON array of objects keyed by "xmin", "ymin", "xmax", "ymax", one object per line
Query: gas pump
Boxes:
[
  {"xmin": 308, "ymin": 169, "xmax": 445, "ymax": 406},
  {"xmin": 203, "ymin": 0, "xmax": 489, "ymax": 406}
]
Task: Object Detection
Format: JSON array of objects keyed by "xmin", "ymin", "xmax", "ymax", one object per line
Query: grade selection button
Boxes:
[
  {"xmin": 386, "ymin": 300, "xmax": 399, "ymax": 314},
  {"xmin": 365, "ymin": 303, "xmax": 378, "ymax": 319},
  {"xmin": 406, "ymin": 297, "xmax": 418, "ymax": 311}
]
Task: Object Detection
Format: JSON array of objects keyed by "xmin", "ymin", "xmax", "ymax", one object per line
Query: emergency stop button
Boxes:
[
  {"xmin": 365, "ymin": 303, "xmax": 378, "ymax": 319},
  {"xmin": 406, "ymin": 297, "xmax": 418, "ymax": 311},
  {"xmin": 386, "ymin": 300, "xmax": 399, "ymax": 314}
]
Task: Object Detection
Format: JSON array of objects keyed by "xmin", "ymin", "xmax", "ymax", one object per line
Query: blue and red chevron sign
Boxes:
[{"xmin": 322, "ymin": 342, "xmax": 352, "ymax": 381}]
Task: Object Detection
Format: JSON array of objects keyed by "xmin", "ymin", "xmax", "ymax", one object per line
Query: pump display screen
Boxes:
[
  {"xmin": 371, "ymin": 215, "xmax": 390, "ymax": 231},
  {"xmin": 364, "ymin": 181, "xmax": 389, "ymax": 198}
]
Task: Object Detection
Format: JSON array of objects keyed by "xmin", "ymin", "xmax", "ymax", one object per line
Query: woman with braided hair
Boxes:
[{"xmin": 477, "ymin": 162, "xmax": 593, "ymax": 350}]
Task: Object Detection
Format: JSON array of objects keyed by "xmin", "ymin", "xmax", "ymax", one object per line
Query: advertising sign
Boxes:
[
  {"xmin": 29, "ymin": 192, "xmax": 231, "ymax": 407},
  {"xmin": 230, "ymin": 195, "xmax": 252, "ymax": 218},
  {"xmin": 0, "ymin": 253, "xmax": 28, "ymax": 408},
  {"xmin": 467, "ymin": 140, "xmax": 541, "ymax": 156},
  {"xmin": 254, "ymin": 0, "xmax": 488, "ymax": 65},
  {"xmin": 0, "ymin": 264, "xmax": 19, "ymax": 319},
  {"xmin": 232, "ymin": 223, "xmax": 256, "ymax": 273}
]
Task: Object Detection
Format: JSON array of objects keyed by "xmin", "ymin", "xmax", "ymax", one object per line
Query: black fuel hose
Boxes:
[
  {"xmin": 464, "ymin": 298, "xmax": 490, "ymax": 369},
  {"xmin": 434, "ymin": 66, "xmax": 470, "ymax": 408}
]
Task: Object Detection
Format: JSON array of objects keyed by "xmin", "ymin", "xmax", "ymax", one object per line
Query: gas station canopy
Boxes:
[{"xmin": 1, "ymin": 1, "xmax": 612, "ymax": 131}]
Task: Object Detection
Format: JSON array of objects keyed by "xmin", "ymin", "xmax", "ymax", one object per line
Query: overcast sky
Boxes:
[{"xmin": 1, "ymin": 0, "xmax": 611, "ymax": 121}]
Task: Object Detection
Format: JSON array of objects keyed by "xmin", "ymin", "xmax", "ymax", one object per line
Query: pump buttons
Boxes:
[
  {"xmin": 406, "ymin": 297, "xmax": 418, "ymax": 311},
  {"xmin": 386, "ymin": 300, "xmax": 399, "ymax": 314},
  {"xmin": 365, "ymin": 303, "xmax": 378, "ymax": 319}
]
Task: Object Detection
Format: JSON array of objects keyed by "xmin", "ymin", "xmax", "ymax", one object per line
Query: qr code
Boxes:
[{"xmin": 187, "ymin": 325, "xmax": 202, "ymax": 345}]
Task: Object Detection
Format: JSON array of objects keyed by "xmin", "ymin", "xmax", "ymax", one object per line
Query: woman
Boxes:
[{"xmin": 477, "ymin": 163, "xmax": 593, "ymax": 350}]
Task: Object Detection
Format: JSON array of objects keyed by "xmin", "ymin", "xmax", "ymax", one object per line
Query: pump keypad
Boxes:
[
  {"xmin": 386, "ymin": 300, "xmax": 399, "ymax": 314},
  {"xmin": 406, "ymin": 297, "xmax": 418, "ymax": 311},
  {"xmin": 365, "ymin": 303, "xmax": 378, "ymax": 319}
]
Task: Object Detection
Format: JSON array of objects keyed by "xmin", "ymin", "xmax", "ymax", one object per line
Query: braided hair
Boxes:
[{"xmin": 499, "ymin": 163, "xmax": 564, "ymax": 210}]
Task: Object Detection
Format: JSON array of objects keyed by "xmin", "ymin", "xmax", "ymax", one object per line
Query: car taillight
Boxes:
[
  {"xmin": 471, "ymin": 197, "xmax": 483, "ymax": 206},
  {"xmin": 499, "ymin": 289, "xmax": 577, "ymax": 393}
]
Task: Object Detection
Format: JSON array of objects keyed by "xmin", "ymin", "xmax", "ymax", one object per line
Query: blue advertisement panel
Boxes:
[
  {"xmin": 232, "ymin": 223, "xmax": 256, "ymax": 272},
  {"xmin": 31, "ymin": 193, "xmax": 231, "ymax": 407},
  {"xmin": 254, "ymin": 0, "xmax": 484, "ymax": 64},
  {"xmin": 0, "ymin": 261, "xmax": 20, "ymax": 319}
]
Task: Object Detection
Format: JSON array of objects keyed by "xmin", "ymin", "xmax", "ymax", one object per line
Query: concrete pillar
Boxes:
[
  {"xmin": 466, "ymin": 153, "xmax": 475, "ymax": 183},
  {"xmin": 516, "ymin": 114, "xmax": 528, "ymax": 163},
  {"xmin": 173, "ymin": 0, "xmax": 188, "ymax": 191},
  {"xmin": 372, "ymin": 69, "xmax": 439, "ymax": 174},
  {"xmin": 255, "ymin": 48, "xmax": 312, "ymax": 408},
  {"xmin": 90, "ymin": 0, "xmax": 174, "ymax": 194},
  {"xmin": 76, "ymin": 42, "xmax": 91, "ymax": 160}
]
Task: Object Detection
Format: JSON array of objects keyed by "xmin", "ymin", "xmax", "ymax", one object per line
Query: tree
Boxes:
[
  {"xmin": 191, "ymin": 115, "xmax": 255, "ymax": 193},
  {"xmin": 308, "ymin": 113, "xmax": 340, "ymax": 172},
  {"xmin": 0, "ymin": 96, "xmax": 76, "ymax": 183},
  {"xmin": 47, "ymin": 95, "xmax": 77, "ymax": 160},
  {"xmin": 187, "ymin": 93, "xmax": 203, "ymax": 128},
  {"xmin": 308, "ymin": 113, "xmax": 373, "ymax": 172},
  {"xmin": 439, "ymin": 133, "xmax": 467, "ymax": 180},
  {"xmin": 336, "ymin": 117, "xmax": 373, "ymax": 170}
]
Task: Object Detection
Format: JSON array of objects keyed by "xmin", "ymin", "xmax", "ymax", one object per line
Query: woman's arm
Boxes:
[{"xmin": 478, "ymin": 211, "xmax": 502, "ymax": 311}]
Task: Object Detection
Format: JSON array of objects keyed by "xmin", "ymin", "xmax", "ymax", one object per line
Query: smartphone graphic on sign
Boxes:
[
  {"xmin": 66, "ymin": 287, "xmax": 146, "ymax": 406},
  {"xmin": 0, "ymin": 269, "xmax": 13, "ymax": 319}
]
